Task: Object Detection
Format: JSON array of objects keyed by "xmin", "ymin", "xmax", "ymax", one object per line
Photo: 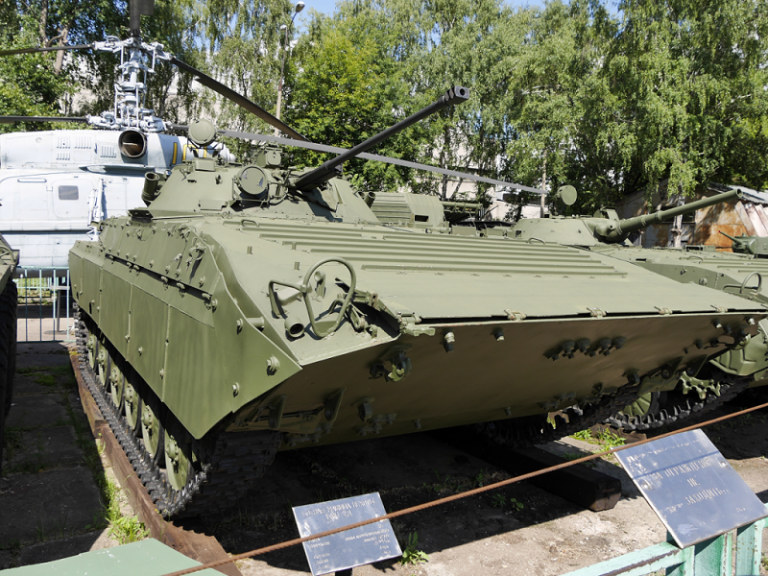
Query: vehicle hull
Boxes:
[{"xmin": 70, "ymin": 215, "xmax": 765, "ymax": 445}]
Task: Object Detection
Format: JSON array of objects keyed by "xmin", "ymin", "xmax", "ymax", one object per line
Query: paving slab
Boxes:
[
  {"xmin": 6, "ymin": 426, "xmax": 82, "ymax": 471},
  {"xmin": 15, "ymin": 342, "xmax": 72, "ymax": 369},
  {"xmin": 0, "ymin": 338, "xmax": 130, "ymax": 570},
  {"xmin": 0, "ymin": 463, "xmax": 103, "ymax": 546},
  {"xmin": 10, "ymin": 375, "xmax": 60, "ymax": 396},
  {"xmin": 5, "ymin": 395, "xmax": 68, "ymax": 430},
  {"xmin": 0, "ymin": 550, "xmax": 15, "ymax": 571}
]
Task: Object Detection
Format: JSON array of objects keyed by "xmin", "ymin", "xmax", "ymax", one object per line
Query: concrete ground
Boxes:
[
  {"xmin": 218, "ymin": 425, "xmax": 768, "ymax": 576},
  {"xmin": 0, "ymin": 342, "xmax": 121, "ymax": 570},
  {"xmin": 2, "ymin": 336, "xmax": 768, "ymax": 575}
]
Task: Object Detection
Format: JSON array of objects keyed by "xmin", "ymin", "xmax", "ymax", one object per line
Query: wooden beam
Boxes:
[
  {"xmin": 71, "ymin": 354, "xmax": 242, "ymax": 576},
  {"xmin": 435, "ymin": 429, "xmax": 622, "ymax": 512},
  {"xmin": 506, "ymin": 446, "xmax": 622, "ymax": 512}
]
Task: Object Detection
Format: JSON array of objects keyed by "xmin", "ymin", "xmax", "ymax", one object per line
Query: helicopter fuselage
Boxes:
[{"xmin": 0, "ymin": 129, "xmax": 232, "ymax": 268}]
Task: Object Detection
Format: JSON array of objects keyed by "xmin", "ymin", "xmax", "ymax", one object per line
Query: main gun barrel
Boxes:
[
  {"xmin": 294, "ymin": 86, "xmax": 470, "ymax": 192},
  {"xmin": 719, "ymin": 230, "xmax": 740, "ymax": 243},
  {"xmin": 601, "ymin": 189, "xmax": 742, "ymax": 241}
]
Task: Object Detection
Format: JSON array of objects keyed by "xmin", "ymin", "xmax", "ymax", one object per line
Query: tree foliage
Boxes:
[
  {"xmin": 608, "ymin": 0, "xmax": 768, "ymax": 196},
  {"xmin": 0, "ymin": 0, "xmax": 202, "ymax": 130},
  {"xmin": 0, "ymin": 0, "xmax": 766, "ymax": 206},
  {"xmin": 193, "ymin": 0, "xmax": 295, "ymax": 156}
]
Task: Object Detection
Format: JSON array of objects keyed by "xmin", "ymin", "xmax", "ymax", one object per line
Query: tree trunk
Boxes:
[
  {"xmin": 540, "ymin": 150, "xmax": 547, "ymax": 217},
  {"xmin": 440, "ymin": 125, "xmax": 452, "ymax": 200},
  {"xmin": 39, "ymin": 0, "xmax": 49, "ymax": 46},
  {"xmin": 54, "ymin": 26, "xmax": 70, "ymax": 74}
]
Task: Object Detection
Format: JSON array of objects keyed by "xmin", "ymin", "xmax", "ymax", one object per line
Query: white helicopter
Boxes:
[{"xmin": 0, "ymin": 0, "xmax": 292, "ymax": 268}]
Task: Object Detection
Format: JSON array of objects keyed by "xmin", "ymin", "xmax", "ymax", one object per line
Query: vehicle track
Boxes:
[{"xmin": 75, "ymin": 304, "xmax": 280, "ymax": 519}]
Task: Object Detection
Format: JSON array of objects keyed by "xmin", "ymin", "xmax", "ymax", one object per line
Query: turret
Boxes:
[
  {"xmin": 720, "ymin": 231, "xmax": 768, "ymax": 257},
  {"xmin": 593, "ymin": 189, "xmax": 742, "ymax": 243},
  {"xmin": 512, "ymin": 187, "xmax": 743, "ymax": 247}
]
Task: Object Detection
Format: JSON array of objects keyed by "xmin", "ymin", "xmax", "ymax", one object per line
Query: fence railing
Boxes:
[
  {"xmin": 562, "ymin": 504, "xmax": 767, "ymax": 576},
  {"xmin": 14, "ymin": 266, "xmax": 74, "ymax": 343}
]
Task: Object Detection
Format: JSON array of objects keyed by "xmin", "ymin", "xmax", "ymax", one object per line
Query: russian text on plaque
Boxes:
[
  {"xmin": 293, "ymin": 492, "xmax": 402, "ymax": 575},
  {"xmin": 616, "ymin": 429, "xmax": 768, "ymax": 548}
]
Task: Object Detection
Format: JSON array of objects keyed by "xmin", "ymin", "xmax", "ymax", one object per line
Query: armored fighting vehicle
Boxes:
[
  {"xmin": 716, "ymin": 231, "xmax": 768, "ymax": 389},
  {"xmin": 68, "ymin": 81, "xmax": 768, "ymax": 517},
  {"xmin": 721, "ymin": 231, "xmax": 768, "ymax": 258},
  {"xmin": 0, "ymin": 235, "xmax": 18, "ymax": 476},
  {"xmin": 512, "ymin": 187, "xmax": 768, "ymax": 431}
]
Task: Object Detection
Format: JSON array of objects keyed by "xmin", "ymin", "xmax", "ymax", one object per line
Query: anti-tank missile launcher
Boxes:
[
  {"xmin": 511, "ymin": 186, "xmax": 768, "ymax": 431},
  {"xmin": 70, "ymin": 89, "xmax": 767, "ymax": 518}
]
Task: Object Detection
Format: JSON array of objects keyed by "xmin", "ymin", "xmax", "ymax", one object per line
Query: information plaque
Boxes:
[
  {"xmin": 615, "ymin": 429, "xmax": 768, "ymax": 548},
  {"xmin": 292, "ymin": 492, "xmax": 402, "ymax": 575}
]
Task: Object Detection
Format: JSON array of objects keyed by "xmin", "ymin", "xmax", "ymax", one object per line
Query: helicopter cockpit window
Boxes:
[{"xmin": 58, "ymin": 185, "xmax": 79, "ymax": 201}]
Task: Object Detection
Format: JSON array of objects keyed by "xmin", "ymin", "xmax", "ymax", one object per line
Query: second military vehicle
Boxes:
[{"xmin": 512, "ymin": 187, "xmax": 768, "ymax": 431}]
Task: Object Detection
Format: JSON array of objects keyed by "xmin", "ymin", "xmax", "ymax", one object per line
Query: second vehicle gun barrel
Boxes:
[{"xmin": 595, "ymin": 189, "xmax": 742, "ymax": 242}]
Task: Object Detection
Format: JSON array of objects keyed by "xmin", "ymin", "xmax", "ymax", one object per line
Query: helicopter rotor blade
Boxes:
[
  {"xmin": 0, "ymin": 44, "xmax": 93, "ymax": 57},
  {"xmin": 0, "ymin": 116, "xmax": 89, "ymax": 124},
  {"xmin": 218, "ymin": 130, "xmax": 544, "ymax": 194},
  {"xmin": 170, "ymin": 57, "xmax": 307, "ymax": 142}
]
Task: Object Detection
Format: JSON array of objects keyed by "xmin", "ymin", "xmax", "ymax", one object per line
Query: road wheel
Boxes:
[{"xmin": 141, "ymin": 396, "xmax": 164, "ymax": 464}]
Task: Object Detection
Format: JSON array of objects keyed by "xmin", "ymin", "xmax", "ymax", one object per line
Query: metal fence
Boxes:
[{"xmin": 14, "ymin": 266, "xmax": 74, "ymax": 343}]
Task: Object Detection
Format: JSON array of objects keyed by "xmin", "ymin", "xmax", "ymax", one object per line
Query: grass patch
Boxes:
[
  {"xmin": 400, "ymin": 532, "xmax": 429, "ymax": 565},
  {"xmin": 571, "ymin": 430, "xmax": 592, "ymax": 442},
  {"xmin": 570, "ymin": 428, "xmax": 625, "ymax": 449},
  {"xmin": 562, "ymin": 452, "xmax": 598, "ymax": 468},
  {"xmin": 103, "ymin": 477, "xmax": 149, "ymax": 544},
  {"xmin": 33, "ymin": 374, "xmax": 57, "ymax": 387},
  {"xmin": 2, "ymin": 427, "xmax": 23, "ymax": 461},
  {"xmin": 17, "ymin": 367, "xmax": 40, "ymax": 375},
  {"xmin": 491, "ymin": 493, "xmax": 525, "ymax": 511},
  {"xmin": 422, "ymin": 468, "xmax": 509, "ymax": 496},
  {"xmin": 60, "ymin": 374, "xmax": 148, "ymax": 544},
  {"xmin": 15, "ymin": 365, "xmax": 74, "ymax": 389}
]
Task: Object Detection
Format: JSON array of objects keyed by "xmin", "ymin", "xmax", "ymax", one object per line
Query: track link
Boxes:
[
  {"xmin": 75, "ymin": 305, "xmax": 281, "ymax": 518},
  {"xmin": 605, "ymin": 370, "xmax": 749, "ymax": 432},
  {"xmin": 472, "ymin": 382, "xmax": 642, "ymax": 448}
]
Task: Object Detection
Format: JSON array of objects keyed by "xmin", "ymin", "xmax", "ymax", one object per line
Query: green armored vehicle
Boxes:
[
  {"xmin": 512, "ymin": 187, "xmax": 768, "ymax": 430},
  {"xmin": 70, "ymin": 90, "xmax": 767, "ymax": 517},
  {"xmin": 721, "ymin": 231, "xmax": 768, "ymax": 258},
  {"xmin": 0, "ymin": 234, "xmax": 18, "ymax": 476},
  {"xmin": 717, "ymin": 231, "xmax": 768, "ymax": 389}
]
